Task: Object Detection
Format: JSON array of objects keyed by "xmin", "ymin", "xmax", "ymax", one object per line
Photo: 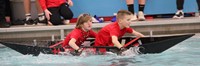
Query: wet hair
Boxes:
[
  {"xmin": 75, "ymin": 13, "xmax": 92, "ymax": 29},
  {"xmin": 116, "ymin": 10, "xmax": 133, "ymax": 20}
]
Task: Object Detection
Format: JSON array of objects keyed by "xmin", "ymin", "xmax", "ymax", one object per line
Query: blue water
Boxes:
[{"xmin": 0, "ymin": 34, "xmax": 200, "ymax": 66}]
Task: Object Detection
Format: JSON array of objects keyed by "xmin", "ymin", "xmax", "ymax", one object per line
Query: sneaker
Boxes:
[
  {"xmin": 63, "ymin": 20, "xmax": 70, "ymax": 25},
  {"xmin": 173, "ymin": 11, "xmax": 184, "ymax": 19},
  {"xmin": 92, "ymin": 17, "xmax": 99, "ymax": 23},
  {"xmin": 94, "ymin": 15, "xmax": 103, "ymax": 23},
  {"xmin": 111, "ymin": 13, "xmax": 117, "ymax": 22},
  {"xmin": 35, "ymin": 18, "xmax": 47, "ymax": 24},
  {"xmin": 12, "ymin": 19, "xmax": 25, "ymax": 25},
  {"xmin": 24, "ymin": 18, "xmax": 35, "ymax": 26},
  {"xmin": 138, "ymin": 11, "xmax": 145, "ymax": 21},
  {"xmin": 111, "ymin": 16, "xmax": 116, "ymax": 22},
  {"xmin": 133, "ymin": 14, "xmax": 137, "ymax": 21},
  {"xmin": 0, "ymin": 19, "xmax": 10, "ymax": 28}
]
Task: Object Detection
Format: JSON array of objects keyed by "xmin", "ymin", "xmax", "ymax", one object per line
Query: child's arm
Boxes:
[
  {"xmin": 68, "ymin": 38, "xmax": 82, "ymax": 55},
  {"xmin": 69, "ymin": 38, "xmax": 80, "ymax": 50},
  {"xmin": 111, "ymin": 36, "xmax": 123, "ymax": 49}
]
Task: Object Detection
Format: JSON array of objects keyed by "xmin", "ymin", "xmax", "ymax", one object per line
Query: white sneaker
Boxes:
[
  {"xmin": 132, "ymin": 14, "xmax": 137, "ymax": 21},
  {"xmin": 63, "ymin": 20, "xmax": 70, "ymax": 25},
  {"xmin": 92, "ymin": 17, "xmax": 99, "ymax": 23},
  {"xmin": 138, "ymin": 11, "xmax": 145, "ymax": 21},
  {"xmin": 173, "ymin": 10, "xmax": 184, "ymax": 19}
]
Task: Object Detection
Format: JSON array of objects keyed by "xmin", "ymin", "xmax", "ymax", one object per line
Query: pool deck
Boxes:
[{"xmin": 0, "ymin": 17, "xmax": 200, "ymax": 41}]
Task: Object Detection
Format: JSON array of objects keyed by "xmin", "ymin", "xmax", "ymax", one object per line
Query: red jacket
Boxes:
[{"xmin": 39, "ymin": 0, "xmax": 67, "ymax": 10}]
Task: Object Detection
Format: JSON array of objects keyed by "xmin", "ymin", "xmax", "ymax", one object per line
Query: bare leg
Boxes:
[
  {"xmin": 23, "ymin": 0, "xmax": 35, "ymax": 25},
  {"xmin": 35, "ymin": 0, "xmax": 46, "ymax": 23},
  {"xmin": 23, "ymin": 0, "xmax": 31, "ymax": 18},
  {"xmin": 126, "ymin": 0, "xmax": 134, "ymax": 5},
  {"xmin": 138, "ymin": 0, "xmax": 145, "ymax": 5},
  {"xmin": 35, "ymin": 0, "xmax": 43, "ymax": 14}
]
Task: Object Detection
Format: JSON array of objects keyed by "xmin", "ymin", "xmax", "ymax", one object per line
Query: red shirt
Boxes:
[
  {"xmin": 94, "ymin": 22, "xmax": 133, "ymax": 46},
  {"xmin": 62, "ymin": 28, "xmax": 97, "ymax": 47},
  {"xmin": 39, "ymin": 0, "xmax": 67, "ymax": 10}
]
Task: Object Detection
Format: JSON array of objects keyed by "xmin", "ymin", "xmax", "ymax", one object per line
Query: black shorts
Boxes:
[{"xmin": 48, "ymin": 3, "xmax": 73, "ymax": 25}]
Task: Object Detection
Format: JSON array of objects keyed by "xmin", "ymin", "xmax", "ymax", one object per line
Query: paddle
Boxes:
[
  {"xmin": 49, "ymin": 37, "xmax": 140, "ymax": 49},
  {"xmin": 123, "ymin": 37, "xmax": 140, "ymax": 48},
  {"xmin": 49, "ymin": 39, "xmax": 95, "ymax": 48},
  {"xmin": 49, "ymin": 41, "xmax": 64, "ymax": 48}
]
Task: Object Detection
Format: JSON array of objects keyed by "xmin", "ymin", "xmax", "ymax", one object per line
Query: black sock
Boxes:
[
  {"xmin": 139, "ymin": 4, "xmax": 145, "ymax": 12},
  {"xmin": 127, "ymin": 4, "xmax": 134, "ymax": 14},
  {"xmin": 177, "ymin": 0, "xmax": 184, "ymax": 10}
]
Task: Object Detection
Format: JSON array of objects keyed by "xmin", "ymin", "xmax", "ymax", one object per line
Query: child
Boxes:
[
  {"xmin": 62, "ymin": 13, "xmax": 97, "ymax": 55},
  {"xmin": 94, "ymin": 10, "xmax": 144, "ymax": 54},
  {"xmin": 39, "ymin": 0, "xmax": 74, "ymax": 25}
]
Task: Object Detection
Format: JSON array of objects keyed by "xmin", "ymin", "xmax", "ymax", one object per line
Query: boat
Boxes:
[{"xmin": 0, "ymin": 34, "xmax": 194, "ymax": 56}]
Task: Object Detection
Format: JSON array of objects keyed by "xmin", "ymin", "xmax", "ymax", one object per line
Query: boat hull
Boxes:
[{"xmin": 0, "ymin": 34, "xmax": 194, "ymax": 56}]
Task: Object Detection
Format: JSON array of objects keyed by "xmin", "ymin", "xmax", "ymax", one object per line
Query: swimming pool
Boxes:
[{"xmin": 0, "ymin": 34, "xmax": 200, "ymax": 66}]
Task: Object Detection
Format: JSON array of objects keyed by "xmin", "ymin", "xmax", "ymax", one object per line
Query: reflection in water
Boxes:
[{"xmin": 108, "ymin": 57, "xmax": 141, "ymax": 66}]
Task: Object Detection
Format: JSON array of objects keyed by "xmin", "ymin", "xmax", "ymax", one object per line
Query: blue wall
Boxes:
[{"xmin": 70, "ymin": 0, "xmax": 199, "ymax": 18}]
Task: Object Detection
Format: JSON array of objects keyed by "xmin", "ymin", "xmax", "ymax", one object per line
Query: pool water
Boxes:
[{"xmin": 0, "ymin": 34, "xmax": 200, "ymax": 66}]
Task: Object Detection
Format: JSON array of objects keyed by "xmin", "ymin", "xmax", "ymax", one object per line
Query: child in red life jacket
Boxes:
[
  {"xmin": 62, "ymin": 13, "xmax": 97, "ymax": 55},
  {"xmin": 94, "ymin": 10, "xmax": 144, "ymax": 54}
]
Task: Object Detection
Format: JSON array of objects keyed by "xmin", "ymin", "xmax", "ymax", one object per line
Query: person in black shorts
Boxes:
[{"xmin": 173, "ymin": 0, "xmax": 200, "ymax": 19}]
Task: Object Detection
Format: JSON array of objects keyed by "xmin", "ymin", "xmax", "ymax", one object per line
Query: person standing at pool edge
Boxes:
[
  {"xmin": 173, "ymin": 0, "xmax": 200, "ymax": 19},
  {"xmin": 126, "ymin": 0, "xmax": 146, "ymax": 21},
  {"xmin": 23, "ymin": 0, "xmax": 46, "ymax": 25},
  {"xmin": 62, "ymin": 13, "xmax": 97, "ymax": 56},
  {"xmin": 94, "ymin": 10, "xmax": 145, "ymax": 54}
]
